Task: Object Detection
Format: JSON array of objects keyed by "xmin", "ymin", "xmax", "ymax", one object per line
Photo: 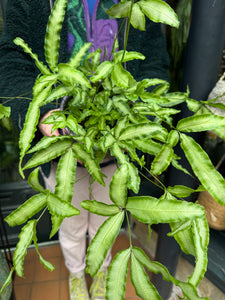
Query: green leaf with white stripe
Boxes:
[
  {"xmin": 43, "ymin": 85, "xmax": 73, "ymax": 105},
  {"xmin": 133, "ymin": 247, "xmax": 171, "ymax": 280},
  {"xmin": 180, "ymin": 133, "xmax": 225, "ymax": 206},
  {"xmin": 113, "ymin": 101, "xmax": 139, "ymax": 124},
  {"xmin": 131, "ymin": 253, "xmax": 161, "ymax": 300},
  {"xmin": 133, "ymin": 138, "xmax": 161, "ymax": 155},
  {"xmin": 0, "ymin": 268, "xmax": 14, "ymax": 296},
  {"xmin": 34, "ymin": 80, "xmax": 54, "ymax": 106},
  {"xmin": 86, "ymin": 211, "xmax": 125, "ymax": 276},
  {"xmin": 47, "ymin": 192, "xmax": 80, "ymax": 218},
  {"xmin": 0, "ymin": 104, "xmax": 10, "ymax": 119},
  {"xmin": 50, "ymin": 215, "xmax": 62, "ymax": 239},
  {"xmin": 163, "ymin": 91, "xmax": 188, "ymax": 104},
  {"xmin": 14, "ymin": 38, "xmax": 50, "ymax": 75},
  {"xmin": 58, "ymin": 63, "xmax": 91, "ymax": 88},
  {"xmin": 160, "ymin": 190, "xmax": 177, "ymax": 201},
  {"xmin": 152, "ymin": 81, "xmax": 170, "ymax": 96},
  {"xmin": 110, "ymin": 143, "xmax": 128, "ymax": 164},
  {"xmin": 82, "ymin": 48, "xmax": 101, "ymax": 74},
  {"xmin": 111, "ymin": 63, "xmax": 135, "ymax": 88},
  {"xmin": 66, "ymin": 115, "xmax": 79, "ymax": 134},
  {"xmin": 49, "ymin": 149, "xmax": 78, "ymax": 237},
  {"xmin": 5, "ymin": 193, "xmax": 47, "ymax": 227},
  {"xmin": 18, "ymin": 102, "xmax": 40, "ymax": 176},
  {"xmin": 72, "ymin": 143, "xmax": 105, "ymax": 185},
  {"xmin": 28, "ymin": 168, "xmax": 45, "ymax": 193},
  {"xmin": 27, "ymin": 136, "xmax": 72, "ymax": 154},
  {"xmin": 23, "ymin": 139, "xmax": 73, "ymax": 170},
  {"xmin": 186, "ymin": 98, "xmax": 202, "ymax": 112},
  {"xmin": 126, "ymin": 196, "xmax": 205, "ymax": 224},
  {"xmin": 114, "ymin": 116, "xmax": 128, "ymax": 139},
  {"xmin": 132, "ymin": 247, "xmax": 209, "ymax": 300},
  {"xmin": 168, "ymin": 220, "xmax": 192, "ymax": 237},
  {"xmin": 55, "ymin": 148, "xmax": 77, "ymax": 203},
  {"xmin": 81, "ymin": 200, "xmax": 121, "ymax": 216},
  {"xmin": 132, "ymin": 247, "xmax": 175, "ymax": 289},
  {"xmin": 130, "ymin": 3, "xmax": 146, "ymax": 31},
  {"xmin": 188, "ymin": 218, "xmax": 209, "ymax": 287},
  {"xmin": 178, "ymin": 282, "xmax": 209, "ymax": 300},
  {"xmin": 13, "ymin": 220, "xmax": 37, "ymax": 277},
  {"xmin": 119, "ymin": 141, "xmax": 143, "ymax": 166},
  {"xmin": 150, "ymin": 144, "xmax": 174, "ymax": 175},
  {"xmin": 171, "ymin": 158, "xmax": 192, "ymax": 177},
  {"xmin": 106, "ymin": 249, "xmax": 130, "ymax": 300},
  {"xmin": 106, "ymin": 1, "xmax": 131, "ymax": 18},
  {"xmin": 126, "ymin": 162, "xmax": 140, "ymax": 194},
  {"xmin": 170, "ymin": 221, "xmax": 195, "ymax": 256},
  {"xmin": 19, "ymin": 78, "xmax": 54, "ymax": 176},
  {"xmin": 177, "ymin": 114, "xmax": 225, "ymax": 132},
  {"xmin": 113, "ymin": 51, "xmax": 145, "ymax": 63},
  {"xmin": 68, "ymin": 42, "xmax": 92, "ymax": 68},
  {"xmin": 110, "ymin": 164, "xmax": 129, "ymax": 207},
  {"xmin": 33, "ymin": 224, "xmax": 55, "ymax": 271},
  {"xmin": 138, "ymin": 0, "xmax": 179, "ymax": 28},
  {"xmin": 167, "ymin": 185, "xmax": 204, "ymax": 198},
  {"xmin": 136, "ymin": 78, "xmax": 168, "ymax": 93},
  {"xmin": 167, "ymin": 130, "xmax": 179, "ymax": 147},
  {"xmin": 90, "ymin": 61, "xmax": 114, "ymax": 82},
  {"xmin": 44, "ymin": 0, "xmax": 68, "ymax": 71},
  {"xmin": 103, "ymin": 132, "xmax": 116, "ymax": 148},
  {"xmin": 33, "ymin": 74, "xmax": 57, "ymax": 99},
  {"xmin": 119, "ymin": 123, "xmax": 167, "ymax": 141}
]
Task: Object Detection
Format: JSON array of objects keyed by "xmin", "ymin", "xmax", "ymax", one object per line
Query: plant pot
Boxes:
[{"xmin": 198, "ymin": 190, "xmax": 225, "ymax": 230}]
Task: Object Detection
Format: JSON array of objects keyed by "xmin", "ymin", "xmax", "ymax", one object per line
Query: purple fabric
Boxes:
[
  {"xmin": 68, "ymin": 33, "xmax": 75, "ymax": 53},
  {"xmin": 91, "ymin": 19, "xmax": 118, "ymax": 60},
  {"xmin": 80, "ymin": 0, "xmax": 118, "ymax": 60}
]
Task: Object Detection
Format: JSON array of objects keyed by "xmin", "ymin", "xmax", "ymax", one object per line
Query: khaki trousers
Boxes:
[{"xmin": 43, "ymin": 162, "xmax": 117, "ymax": 274}]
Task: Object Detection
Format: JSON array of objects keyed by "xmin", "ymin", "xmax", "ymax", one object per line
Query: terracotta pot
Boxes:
[{"xmin": 198, "ymin": 190, "xmax": 225, "ymax": 230}]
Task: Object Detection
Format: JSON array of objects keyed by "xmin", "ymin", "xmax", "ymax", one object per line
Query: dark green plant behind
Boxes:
[{"xmin": 167, "ymin": 0, "xmax": 192, "ymax": 91}]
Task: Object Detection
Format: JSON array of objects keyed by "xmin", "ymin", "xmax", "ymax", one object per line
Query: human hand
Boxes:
[
  {"xmin": 38, "ymin": 109, "xmax": 84, "ymax": 165},
  {"xmin": 38, "ymin": 109, "xmax": 60, "ymax": 137}
]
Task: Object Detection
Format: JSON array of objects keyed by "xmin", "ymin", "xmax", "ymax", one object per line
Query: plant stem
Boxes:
[
  {"xmin": 219, "ymin": 70, "xmax": 225, "ymax": 81},
  {"xmin": 37, "ymin": 207, "xmax": 48, "ymax": 222},
  {"xmin": 215, "ymin": 153, "xmax": 225, "ymax": 170},
  {"xmin": 49, "ymin": 0, "xmax": 53, "ymax": 10},
  {"xmin": 121, "ymin": 0, "xmax": 134, "ymax": 63},
  {"xmin": 125, "ymin": 211, "xmax": 132, "ymax": 248},
  {"xmin": 1, "ymin": 91, "xmax": 33, "ymax": 104},
  {"xmin": 139, "ymin": 168, "xmax": 166, "ymax": 191}
]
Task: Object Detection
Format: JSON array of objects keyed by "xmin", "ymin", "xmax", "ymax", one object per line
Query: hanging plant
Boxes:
[{"xmin": 1, "ymin": 0, "xmax": 225, "ymax": 299}]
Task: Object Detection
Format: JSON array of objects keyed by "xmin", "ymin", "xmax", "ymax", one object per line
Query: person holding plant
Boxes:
[{"xmin": 0, "ymin": 0, "xmax": 169, "ymax": 299}]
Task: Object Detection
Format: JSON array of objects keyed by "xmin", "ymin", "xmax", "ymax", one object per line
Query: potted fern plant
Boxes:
[{"xmin": 1, "ymin": 0, "xmax": 225, "ymax": 299}]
